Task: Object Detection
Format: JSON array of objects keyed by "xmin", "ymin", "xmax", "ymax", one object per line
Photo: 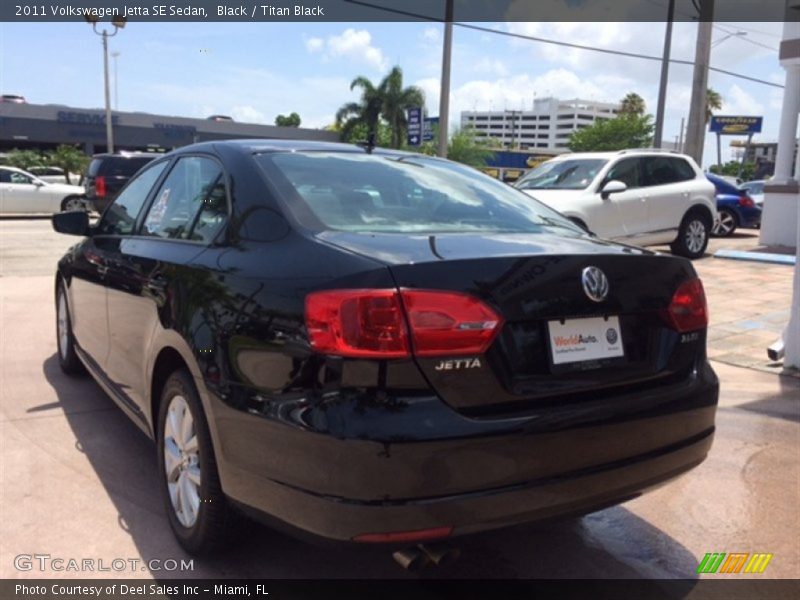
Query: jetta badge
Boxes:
[{"xmin": 582, "ymin": 266, "xmax": 609, "ymax": 302}]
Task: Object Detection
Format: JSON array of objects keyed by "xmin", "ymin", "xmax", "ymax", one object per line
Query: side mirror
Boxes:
[
  {"xmin": 52, "ymin": 211, "xmax": 91, "ymax": 236},
  {"xmin": 600, "ymin": 180, "xmax": 627, "ymax": 200}
]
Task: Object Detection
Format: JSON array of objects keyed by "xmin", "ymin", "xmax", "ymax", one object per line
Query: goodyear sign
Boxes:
[{"xmin": 709, "ymin": 116, "xmax": 763, "ymax": 135}]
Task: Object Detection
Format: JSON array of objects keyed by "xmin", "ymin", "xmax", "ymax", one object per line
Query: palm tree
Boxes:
[
  {"xmin": 335, "ymin": 75, "xmax": 384, "ymax": 142},
  {"xmin": 619, "ymin": 92, "xmax": 646, "ymax": 117},
  {"xmin": 379, "ymin": 66, "xmax": 425, "ymax": 149},
  {"xmin": 706, "ymin": 88, "xmax": 723, "ymax": 124}
]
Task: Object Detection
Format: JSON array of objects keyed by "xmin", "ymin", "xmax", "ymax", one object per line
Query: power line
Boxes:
[
  {"xmin": 713, "ymin": 24, "xmax": 779, "ymax": 52},
  {"xmin": 342, "ymin": 0, "xmax": 784, "ymax": 89},
  {"xmin": 456, "ymin": 23, "xmax": 784, "ymax": 89}
]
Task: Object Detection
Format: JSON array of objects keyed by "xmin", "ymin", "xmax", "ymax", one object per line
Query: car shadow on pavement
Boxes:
[
  {"xmin": 735, "ymin": 374, "xmax": 800, "ymax": 423},
  {"xmin": 43, "ymin": 353, "xmax": 701, "ymax": 582}
]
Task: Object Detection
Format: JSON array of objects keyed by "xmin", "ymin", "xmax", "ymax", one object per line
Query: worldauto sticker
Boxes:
[{"xmin": 548, "ymin": 316, "xmax": 624, "ymax": 365}]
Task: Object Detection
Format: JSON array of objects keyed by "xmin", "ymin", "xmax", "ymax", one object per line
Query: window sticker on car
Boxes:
[{"xmin": 145, "ymin": 188, "xmax": 170, "ymax": 233}]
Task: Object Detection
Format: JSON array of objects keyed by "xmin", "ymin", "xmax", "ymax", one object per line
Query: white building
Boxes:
[{"xmin": 460, "ymin": 97, "xmax": 619, "ymax": 152}]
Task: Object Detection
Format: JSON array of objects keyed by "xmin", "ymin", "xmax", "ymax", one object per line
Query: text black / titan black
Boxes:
[{"xmin": 53, "ymin": 140, "xmax": 718, "ymax": 554}]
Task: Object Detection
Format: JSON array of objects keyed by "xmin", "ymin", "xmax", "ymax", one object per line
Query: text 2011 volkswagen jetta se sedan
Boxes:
[{"xmin": 53, "ymin": 140, "xmax": 718, "ymax": 556}]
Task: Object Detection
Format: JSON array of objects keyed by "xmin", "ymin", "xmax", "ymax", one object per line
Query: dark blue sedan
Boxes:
[{"xmin": 706, "ymin": 173, "xmax": 761, "ymax": 237}]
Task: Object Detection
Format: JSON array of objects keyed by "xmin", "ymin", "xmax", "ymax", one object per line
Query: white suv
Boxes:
[{"xmin": 515, "ymin": 150, "xmax": 717, "ymax": 259}]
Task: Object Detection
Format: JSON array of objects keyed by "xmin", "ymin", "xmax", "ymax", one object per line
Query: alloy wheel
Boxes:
[
  {"xmin": 685, "ymin": 219, "xmax": 707, "ymax": 254},
  {"xmin": 163, "ymin": 395, "xmax": 202, "ymax": 528}
]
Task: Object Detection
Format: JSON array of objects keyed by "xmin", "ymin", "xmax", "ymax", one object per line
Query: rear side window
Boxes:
[
  {"xmin": 97, "ymin": 161, "xmax": 168, "ymax": 236},
  {"xmin": 669, "ymin": 158, "xmax": 696, "ymax": 182},
  {"xmin": 142, "ymin": 156, "xmax": 227, "ymax": 242}
]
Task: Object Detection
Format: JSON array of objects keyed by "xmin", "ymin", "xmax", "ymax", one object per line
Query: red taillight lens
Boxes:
[
  {"xmin": 738, "ymin": 195, "xmax": 755, "ymax": 208},
  {"xmin": 401, "ymin": 290, "xmax": 502, "ymax": 356},
  {"xmin": 305, "ymin": 289, "xmax": 502, "ymax": 358},
  {"xmin": 95, "ymin": 176, "xmax": 106, "ymax": 198},
  {"xmin": 305, "ymin": 290, "xmax": 409, "ymax": 358},
  {"xmin": 663, "ymin": 278, "xmax": 708, "ymax": 332}
]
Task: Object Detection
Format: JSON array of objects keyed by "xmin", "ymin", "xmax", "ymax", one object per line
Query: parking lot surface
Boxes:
[{"xmin": 1, "ymin": 219, "xmax": 798, "ymax": 580}]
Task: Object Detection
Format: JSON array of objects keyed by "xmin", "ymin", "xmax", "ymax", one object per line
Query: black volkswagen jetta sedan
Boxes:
[{"xmin": 52, "ymin": 140, "xmax": 718, "ymax": 555}]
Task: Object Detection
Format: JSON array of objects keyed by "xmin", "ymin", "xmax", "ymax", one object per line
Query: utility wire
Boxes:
[
  {"xmin": 342, "ymin": 0, "xmax": 784, "ymax": 89},
  {"xmin": 457, "ymin": 23, "xmax": 784, "ymax": 89}
]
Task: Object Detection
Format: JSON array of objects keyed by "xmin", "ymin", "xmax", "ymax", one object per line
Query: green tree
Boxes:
[
  {"xmin": 45, "ymin": 145, "xmax": 90, "ymax": 184},
  {"xmin": 379, "ymin": 66, "xmax": 425, "ymax": 149},
  {"xmin": 568, "ymin": 114, "xmax": 654, "ymax": 152},
  {"xmin": 337, "ymin": 121, "xmax": 393, "ymax": 146},
  {"xmin": 5, "ymin": 149, "xmax": 45, "ymax": 171},
  {"xmin": 619, "ymin": 92, "xmax": 646, "ymax": 117},
  {"xmin": 275, "ymin": 112, "xmax": 301, "ymax": 127},
  {"xmin": 416, "ymin": 127, "xmax": 496, "ymax": 168},
  {"xmin": 706, "ymin": 88, "xmax": 723, "ymax": 124},
  {"xmin": 336, "ymin": 75, "xmax": 385, "ymax": 143},
  {"xmin": 709, "ymin": 160, "xmax": 755, "ymax": 182}
]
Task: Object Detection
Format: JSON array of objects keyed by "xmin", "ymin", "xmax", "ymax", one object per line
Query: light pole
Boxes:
[
  {"xmin": 111, "ymin": 51, "xmax": 120, "ymax": 110},
  {"xmin": 84, "ymin": 13, "xmax": 126, "ymax": 153}
]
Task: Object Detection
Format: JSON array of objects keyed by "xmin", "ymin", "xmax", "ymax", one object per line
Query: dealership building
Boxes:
[{"xmin": 0, "ymin": 102, "xmax": 338, "ymax": 155}]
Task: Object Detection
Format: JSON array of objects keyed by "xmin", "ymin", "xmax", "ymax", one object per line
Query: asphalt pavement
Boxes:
[{"xmin": 1, "ymin": 219, "xmax": 797, "ymax": 581}]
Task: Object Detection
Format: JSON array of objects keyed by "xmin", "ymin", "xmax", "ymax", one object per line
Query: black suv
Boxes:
[{"xmin": 84, "ymin": 152, "xmax": 160, "ymax": 213}]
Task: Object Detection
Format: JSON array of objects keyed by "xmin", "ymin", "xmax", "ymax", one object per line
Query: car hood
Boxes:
[{"xmin": 317, "ymin": 230, "xmax": 649, "ymax": 266}]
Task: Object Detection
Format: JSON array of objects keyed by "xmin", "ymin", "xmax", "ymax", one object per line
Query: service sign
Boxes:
[{"xmin": 709, "ymin": 116, "xmax": 763, "ymax": 135}]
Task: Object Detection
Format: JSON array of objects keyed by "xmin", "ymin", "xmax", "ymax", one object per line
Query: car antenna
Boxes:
[{"xmin": 357, "ymin": 131, "xmax": 376, "ymax": 154}]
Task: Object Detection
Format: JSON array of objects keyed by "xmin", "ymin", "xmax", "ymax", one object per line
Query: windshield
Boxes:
[
  {"xmin": 256, "ymin": 152, "xmax": 584, "ymax": 235},
  {"xmin": 515, "ymin": 158, "xmax": 607, "ymax": 190}
]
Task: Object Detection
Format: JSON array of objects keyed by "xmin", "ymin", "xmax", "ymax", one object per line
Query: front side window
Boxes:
[
  {"xmin": 7, "ymin": 171, "xmax": 34, "ymax": 185},
  {"xmin": 97, "ymin": 161, "xmax": 168, "ymax": 236},
  {"xmin": 142, "ymin": 156, "xmax": 226, "ymax": 242},
  {"xmin": 258, "ymin": 152, "xmax": 581, "ymax": 235},
  {"xmin": 604, "ymin": 158, "xmax": 641, "ymax": 189},
  {"xmin": 515, "ymin": 159, "xmax": 607, "ymax": 191}
]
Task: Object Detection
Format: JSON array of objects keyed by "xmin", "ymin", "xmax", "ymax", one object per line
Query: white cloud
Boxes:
[
  {"xmin": 473, "ymin": 58, "xmax": 509, "ymax": 77},
  {"xmin": 422, "ymin": 27, "xmax": 440, "ymax": 42},
  {"xmin": 230, "ymin": 105, "xmax": 268, "ymax": 124},
  {"xmin": 722, "ymin": 84, "xmax": 764, "ymax": 116},
  {"xmin": 305, "ymin": 37, "xmax": 324, "ymax": 53},
  {"xmin": 305, "ymin": 28, "xmax": 388, "ymax": 71}
]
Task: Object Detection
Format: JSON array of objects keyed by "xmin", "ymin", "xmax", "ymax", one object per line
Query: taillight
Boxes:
[
  {"xmin": 738, "ymin": 195, "xmax": 755, "ymax": 208},
  {"xmin": 305, "ymin": 289, "xmax": 502, "ymax": 358},
  {"xmin": 95, "ymin": 176, "xmax": 106, "ymax": 198},
  {"xmin": 663, "ymin": 278, "xmax": 708, "ymax": 332},
  {"xmin": 402, "ymin": 290, "xmax": 501, "ymax": 356}
]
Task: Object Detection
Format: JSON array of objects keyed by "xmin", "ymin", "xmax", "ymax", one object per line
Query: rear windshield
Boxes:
[
  {"xmin": 256, "ymin": 152, "xmax": 582, "ymax": 235},
  {"xmin": 515, "ymin": 159, "xmax": 607, "ymax": 190}
]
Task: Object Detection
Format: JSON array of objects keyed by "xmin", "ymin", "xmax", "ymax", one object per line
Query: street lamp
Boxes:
[
  {"xmin": 111, "ymin": 51, "xmax": 120, "ymax": 110},
  {"xmin": 85, "ymin": 13, "xmax": 126, "ymax": 153}
]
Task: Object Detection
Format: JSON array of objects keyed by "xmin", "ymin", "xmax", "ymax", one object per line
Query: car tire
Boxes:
[
  {"xmin": 712, "ymin": 208, "xmax": 738, "ymax": 237},
  {"xmin": 56, "ymin": 281, "xmax": 84, "ymax": 374},
  {"xmin": 157, "ymin": 369, "xmax": 233, "ymax": 555},
  {"xmin": 670, "ymin": 211, "xmax": 710, "ymax": 259},
  {"xmin": 60, "ymin": 195, "xmax": 87, "ymax": 212}
]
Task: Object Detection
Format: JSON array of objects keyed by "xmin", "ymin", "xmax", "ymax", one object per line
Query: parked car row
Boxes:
[
  {"xmin": 706, "ymin": 172, "xmax": 761, "ymax": 237},
  {"xmin": 0, "ymin": 152, "xmax": 159, "ymax": 215}
]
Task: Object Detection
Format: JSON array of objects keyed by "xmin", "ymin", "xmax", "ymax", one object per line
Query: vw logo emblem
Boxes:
[{"xmin": 582, "ymin": 266, "xmax": 609, "ymax": 302}]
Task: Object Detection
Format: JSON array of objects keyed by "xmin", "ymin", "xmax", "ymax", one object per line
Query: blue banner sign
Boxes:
[{"xmin": 709, "ymin": 116, "xmax": 763, "ymax": 135}]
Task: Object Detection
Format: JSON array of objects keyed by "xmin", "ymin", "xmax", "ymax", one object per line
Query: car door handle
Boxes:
[
  {"xmin": 97, "ymin": 265, "xmax": 108, "ymax": 277},
  {"xmin": 146, "ymin": 276, "xmax": 167, "ymax": 292}
]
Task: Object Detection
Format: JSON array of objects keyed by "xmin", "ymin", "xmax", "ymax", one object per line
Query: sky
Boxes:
[{"xmin": 0, "ymin": 20, "xmax": 787, "ymax": 165}]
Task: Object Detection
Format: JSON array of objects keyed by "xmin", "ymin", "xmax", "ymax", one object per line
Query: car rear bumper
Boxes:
[{"xmin": 206, "ymin": 363, "xmax": 718, "ymax": 543}]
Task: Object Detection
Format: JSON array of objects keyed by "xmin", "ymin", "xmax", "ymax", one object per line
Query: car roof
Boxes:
[
  {"xmin": 548, "ymin": 150, "xmax": 691, "ymax": 161},
  {"xmin": 91, "ymin": 151, "xmax": 163, "ymax": 159},
  {"xmin": 169, "ymin": 139, "xmax": 420, "ymax": 158}
]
